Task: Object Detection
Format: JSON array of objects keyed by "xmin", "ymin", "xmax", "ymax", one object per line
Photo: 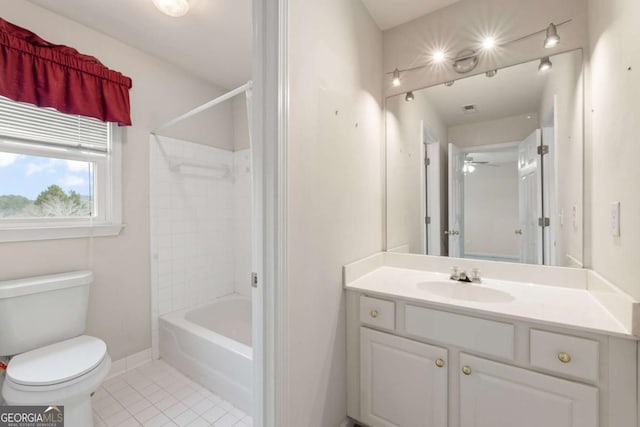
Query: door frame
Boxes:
[
  {"xmin": 420, "ymin": 121, "xmax": 441, "ymax": 256},
  {"xmin": 253, "ymin": 0, "xmax": 288, "ymax": 426}
]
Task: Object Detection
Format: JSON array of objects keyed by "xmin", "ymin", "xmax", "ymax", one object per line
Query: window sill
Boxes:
[{"xmin": 0, "ymin": 223, "xmax": 125, "ymax": 243}]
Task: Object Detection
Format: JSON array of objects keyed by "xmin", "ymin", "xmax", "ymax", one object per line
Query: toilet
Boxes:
[{"xmin": 0, "ymin": 271, "xmax": 111, "ymax": 427}]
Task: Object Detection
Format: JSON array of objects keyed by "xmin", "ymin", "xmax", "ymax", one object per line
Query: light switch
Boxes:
[
  {"xmin": 611, "ymin": 202, "xmax": 621, "ymax": 237},
  {"xmin": 571, "ymin": 205, "xmax": 578, "ymax": 231}
]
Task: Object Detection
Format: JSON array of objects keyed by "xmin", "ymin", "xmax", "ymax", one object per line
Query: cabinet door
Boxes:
[
  {"xmin": 360, "ymin": 327, "xmax": 448, "ymax": 427},
  {"xmin": 459, "ymin": 353, "xmax": 598, "ymax": 427}
]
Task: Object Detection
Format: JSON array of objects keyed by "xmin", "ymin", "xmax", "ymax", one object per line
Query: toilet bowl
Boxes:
[
  {"xmin": 2, "ymin": 336, "xmax": 111, "ymax": 427},
  {"xmin": 0, "ymin": 271, "xmax": 111, "ymax": 427}
]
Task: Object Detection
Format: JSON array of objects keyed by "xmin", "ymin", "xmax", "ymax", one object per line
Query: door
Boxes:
[
  {"xmin": 360, "ymin": 327, "xmax": 448, "ymax": 427},
  {"xmin": 517, "ymin": 130, "xmax": 543, "ymax": 264},
  {"xmin": 448, "ymin": 143, "xmax": 464, "ymax": 257},
  {"xmin": 459, "ymin": 354, "xmax": 598, "ymax": 427}
]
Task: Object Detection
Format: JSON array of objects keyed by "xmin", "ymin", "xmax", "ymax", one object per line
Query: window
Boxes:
[{"xmin": 0, "ymin": 95, "xmax": 123, "ymax": 242}]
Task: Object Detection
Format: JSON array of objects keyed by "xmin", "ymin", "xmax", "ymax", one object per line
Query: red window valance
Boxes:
[{"xmin": 0, "ymin": 18, "xmax": 133, "ymax": 126}]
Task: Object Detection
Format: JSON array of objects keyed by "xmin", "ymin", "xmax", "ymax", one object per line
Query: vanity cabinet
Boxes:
[
  {"xmin": 360, "ymin": 327, "xmax": 448, "ymax": 427},
  {"xmin": 346, "ymin": 293, "xmax": 638, "ymax": 427},
  {"xmin": 458, "ymin": 353, "xmax": 598, "ymax": 427}
]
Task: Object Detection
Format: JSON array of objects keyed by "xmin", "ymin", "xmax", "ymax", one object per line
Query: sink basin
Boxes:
[{"xmin": 416, "ymin": 281, "xmax": 514, "ymax": 303}]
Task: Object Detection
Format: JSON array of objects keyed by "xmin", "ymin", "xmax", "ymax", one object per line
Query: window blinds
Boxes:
[{"xmin": 0, "ymin": 96, "xmax": 109, "ymax": 153}]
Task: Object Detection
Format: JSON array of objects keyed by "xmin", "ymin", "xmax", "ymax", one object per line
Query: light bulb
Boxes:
[
  {"xmin": 433, "ymin": 50, "xmax": 446, "ymax": 63},
  {"xmin": 152, "ymin": 0, "xmax": 190, "ymax": 17},
  {"xmin": 482, "ymin": 37, "xmax": 496, "ymax": 50},
  {"xmin": 392, "ymin": 68, "xmax": 401, "ymax": 87},
  {"xmin": 538, "ymin": 56, "xmax": 553, "ymax": 72},
  {"xmin": 405, "ymin": 91, "xmax": 415, "ymax": 102},
  {"xmin": 544, "ymin": 23, "xmax": 560, "ymax": 48}
]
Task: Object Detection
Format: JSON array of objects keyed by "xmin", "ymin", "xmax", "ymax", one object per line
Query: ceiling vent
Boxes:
[{"xmin": 462, "ymin": 104, "xmax": 478, "ymax": 114}]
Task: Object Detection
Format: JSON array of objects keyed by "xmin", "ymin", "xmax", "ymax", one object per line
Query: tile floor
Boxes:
[{"xmin": 92, "ymin": 360, "xmax": 252, "ymax": 427}]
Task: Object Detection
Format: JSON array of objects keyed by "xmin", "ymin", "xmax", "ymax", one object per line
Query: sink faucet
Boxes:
[{"xmin": 450, "ymin": 266, "xmax": 482, "ymax": 283}]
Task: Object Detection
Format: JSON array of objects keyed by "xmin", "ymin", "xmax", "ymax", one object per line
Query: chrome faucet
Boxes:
[{"xmin": 450, "ymin": 266, "xmax": 482, "ymax": 283}]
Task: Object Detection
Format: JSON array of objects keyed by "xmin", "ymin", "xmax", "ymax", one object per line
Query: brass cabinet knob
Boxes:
[
  {"xmin": 370, "ymin": 309, "xmax": 379, "ymax": 319},
  {"xmin": 558, "ymin": 352, "xmax": 571, "ymax": 363},
  {"xmin": 515, "ymin": 229, "xmax": 523, "ymax": 235},
  {"xmin": 435, "ymin": 359, "xmax": 445, "ymax": 368},
  {"xmin": 462, "ymin": 365, "xmax": 472, "ymax": 375}
]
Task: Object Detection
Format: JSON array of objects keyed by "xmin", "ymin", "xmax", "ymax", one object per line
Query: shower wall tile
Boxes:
[{"xmin": 150, "ymin": 137, "xmax": 252, "ymax": 356}]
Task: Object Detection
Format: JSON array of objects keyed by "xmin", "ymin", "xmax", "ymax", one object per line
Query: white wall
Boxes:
[
  {"xmin": 449, "ymin": 113, "xmax": 539, "ymax": 148},
  {"xmin": 287, "ymin": 0, "xmax": 384, "ymax": 425},
  {"xmin": 383, "ymin": 0, "xmax": 589, "ymax": 98},
  {"xmin": 386, "ymin": 90, "xmax": 448, "ymax": 254},
  {"xmin": 587, "ymin": 0, "xmax": 640, "ymax": 298},
  {"xmin": 232, "ymin": 95, "xmax": 251, "ymax": 151},
  {"xmin": 0, "ymin": 1, "xmax": 231, "ymax": 360},
  {"xmin": 464, "ymin": 162, "xmax": 519, "ymax": 259}
]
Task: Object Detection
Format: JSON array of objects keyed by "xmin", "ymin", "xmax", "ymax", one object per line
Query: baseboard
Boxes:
[
  {"xmin": 340, "ymin": 418, "xmax": 362, "ymax": 427},
  {"xmin": 106, "ymin": 347, "xmax": 153, "ymax": 380}
]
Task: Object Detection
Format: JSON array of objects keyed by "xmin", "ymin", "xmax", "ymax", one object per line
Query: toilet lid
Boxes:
[{"xmin": 7, "ymin": 335, "xmax": 107, "ymax": 386}]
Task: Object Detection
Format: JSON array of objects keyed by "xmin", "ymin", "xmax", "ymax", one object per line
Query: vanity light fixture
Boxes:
[
  {"xmin": 392, "ymin": 68, "xmax": 401, "ymax": 87},
  {"xmin": 152, "ymin": 0, "xmax": 190, "ymax": 17},
  {"xmin": 544, "ymin": 23, "xmax": 560, "ymax": 48},
  {"xmin": 453, "ymin": 49, "xmax": 479, "ymax": 74},
  {"xmin": 538, "ymin": 56, "xmax": 553, "ymax": 72},
  {"xmin": 385, "ymin": 20, "xmax": 569, "ymax": 83},
  {"xmin": 445, "ymin": 80, "xmax": 455, "ymax": 87},
  {"xmin": 405, "ymin": 91, "xmax": 415, "ymax": 102}
]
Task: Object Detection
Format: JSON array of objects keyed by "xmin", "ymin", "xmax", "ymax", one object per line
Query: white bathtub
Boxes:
[{"xmin": 159, "ymin": 294, "xmax": 252, "ymax": 412}]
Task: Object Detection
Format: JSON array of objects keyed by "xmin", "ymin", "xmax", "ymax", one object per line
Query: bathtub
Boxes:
[{"xmin": 159, "ymin": 294, "xmax": 252, "ymax": 412}]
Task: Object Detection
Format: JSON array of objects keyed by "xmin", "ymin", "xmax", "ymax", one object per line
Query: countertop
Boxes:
[{"xmin": 346, "ymin": 266, "xmax": 635, "ymax": 339}]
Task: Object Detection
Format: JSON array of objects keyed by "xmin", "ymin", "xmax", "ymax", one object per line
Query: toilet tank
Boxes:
[{"xmin": 0, "ymin": 271, "xmax": 92, "ymax": 356}]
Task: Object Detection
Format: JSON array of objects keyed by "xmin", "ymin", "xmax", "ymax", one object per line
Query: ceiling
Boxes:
[
  {"xmin": 28, "ymin": 0, "xmax": 252, "ymax": 90},
  {"xmin": 361, "ymin": 0, "xmax": 462, "ymax": 31},
  {"xmin": 414, "ymin": 58, "xmax": 548, "ymax": 127}
]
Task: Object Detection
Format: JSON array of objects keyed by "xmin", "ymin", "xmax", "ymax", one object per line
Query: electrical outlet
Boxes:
[
  {"xmin": 610, "ymin": 202, "xmax": 621, "ymax": 237},
  {"xmin": 571, "ymin": 205, "xmax": 578, "ymax": 231}
]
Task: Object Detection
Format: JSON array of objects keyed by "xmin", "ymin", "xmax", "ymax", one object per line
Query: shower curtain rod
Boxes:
[{"xmin": 152, "ymin": 80, "xmax": 253, "ymax": 134}]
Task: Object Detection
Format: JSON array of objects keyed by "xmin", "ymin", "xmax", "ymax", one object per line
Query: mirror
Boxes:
[{"xmin": 386, "ymin": 49, "xmax": 584, "ymax": 267}]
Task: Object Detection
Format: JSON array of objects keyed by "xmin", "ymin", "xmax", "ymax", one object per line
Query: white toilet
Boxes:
[{"xmin": 0, "ymin": 271, "xmax": 111, "ymax": 427}]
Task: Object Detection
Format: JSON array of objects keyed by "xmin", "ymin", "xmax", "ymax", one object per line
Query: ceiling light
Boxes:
[
  {"xmin": 392, "ymin": 68, "xmax": 401, "ymax": 87},
  {"xmin": 486, "ymin": 69, "xmax": 498, "ymax": 78},
  {"xmin": 405, "ymin": 91, "xmax": 415, "ymax": 102},
  {"xmin": 538, "ymin": 56, "xmax": 553, "ymax": 72},
  {"xmin": 482, "ymin": 37, "xmax": 496, "ymax": 50},
  {"xmin": 544, "ymin": 23, "xmax": 560, "ymax": 48},
  {"xmin": 445, "ymin": 80, "xmax": 455, "ymax": 87},
  {"xmin": 152, "ymin": 0, "xmax": 190, "ymax": 17},
  {"xmin": 433, "ymin": 50, "xmax": 446, "ymax": 63}
]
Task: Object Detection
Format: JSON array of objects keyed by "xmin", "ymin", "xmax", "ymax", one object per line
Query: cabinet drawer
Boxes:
[
  {"xmin": 530, "ymin": 329, "xmax": 599, "ymax": 382},
  {"xmin": 405, "ymin": 305, "xmax": 514, "ymax": 360},
  {"xmin": 360, "ymin": 296, "xmax": 395, "ymax": 330}
]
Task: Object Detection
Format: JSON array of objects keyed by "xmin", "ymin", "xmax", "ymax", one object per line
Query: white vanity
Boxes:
[{"xmin": 345, "ymin": 252, "xmax": 640, "ymax": 427}]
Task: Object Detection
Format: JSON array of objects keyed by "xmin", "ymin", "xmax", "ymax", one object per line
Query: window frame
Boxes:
[{"xmin": 0, "ymin": 124, "xmax": 124, "ymax": 242}]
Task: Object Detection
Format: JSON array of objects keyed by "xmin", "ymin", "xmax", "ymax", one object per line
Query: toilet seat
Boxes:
[{"xmin": 7, "ymin": 335, "xmax": 107, "ymax": 387}]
